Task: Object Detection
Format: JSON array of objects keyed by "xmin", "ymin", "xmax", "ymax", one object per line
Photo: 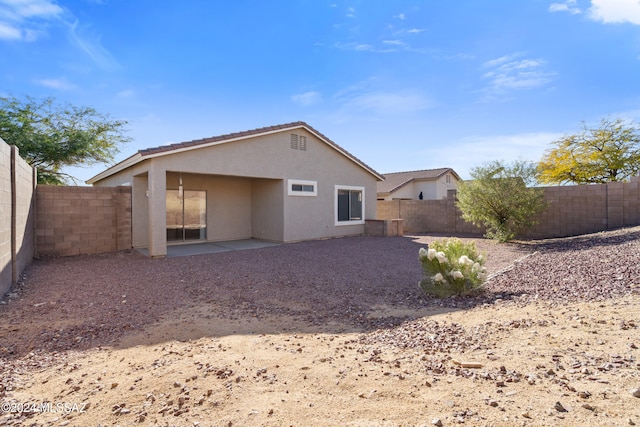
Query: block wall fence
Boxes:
[
  {"xmin": 1, "ymin": 137, "xmax": 133, "ymax": 297},
  {"xmin": 377, "ymin": 177, "xmax": 640, "ymax": 239},
  {"xmin": 35, "ymin": 185, "xmax": 132, "ymax": 257},
  {"xmin": 0, "ymin": 139, "xmax": 36, "ymax": 297}
]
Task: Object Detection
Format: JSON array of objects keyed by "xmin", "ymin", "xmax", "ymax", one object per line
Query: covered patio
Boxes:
[{"xmin": 137, "ymin": 238, "xmax": 280, "ymax": 258}]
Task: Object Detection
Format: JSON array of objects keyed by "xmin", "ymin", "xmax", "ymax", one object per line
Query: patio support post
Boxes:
[{"xmin": 147, "ymin": 163, "xmax": 167, "ymax": 257}]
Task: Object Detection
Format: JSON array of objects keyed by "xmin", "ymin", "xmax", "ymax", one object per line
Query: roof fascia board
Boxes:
[
  {"xmin": 389, "ymin": 178, "xmax": 414, "ymax": 194},
  {"xmin": 86, "ymin": 152, "xmax": 143, "ymax": 184}
]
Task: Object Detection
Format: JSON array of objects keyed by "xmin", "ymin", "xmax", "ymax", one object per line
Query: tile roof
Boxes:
[{"xmin": 377, "ymin": 168, "xmax": 460, "ymax": 194}]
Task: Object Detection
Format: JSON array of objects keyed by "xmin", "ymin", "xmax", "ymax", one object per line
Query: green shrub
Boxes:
[
  {"xmin": 418, "ymin": 238, "xmax": 487, "ymax": 297},
  {"xmin": 455, "ymin": 160, "xmax": 548, "ymax": 242}
]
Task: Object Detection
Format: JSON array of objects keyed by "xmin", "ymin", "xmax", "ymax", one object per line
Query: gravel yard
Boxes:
[
  {"xmin": 1, "ymin": 227, "xmax": 639, "ymax": 426},
  {"xmin": 0, "ymin": 233, "xmax": 533, "ymax": 358}
]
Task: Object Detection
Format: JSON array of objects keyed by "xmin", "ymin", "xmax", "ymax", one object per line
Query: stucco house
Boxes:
[
  {"xmin": 376, "ymin": 168, "xmax": 460, "ymax": 201},
  {"xmin": 87, "ymin": 122, "xmax": 383, "ymax": 257}
]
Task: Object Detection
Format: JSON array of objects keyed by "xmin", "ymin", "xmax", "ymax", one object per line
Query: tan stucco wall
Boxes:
[
  {"xmin": 166, "ymin": 172, "xmax": 253, "ymax": 242},
  {"xmin": 282, "ymin": 130, "xmax": 376, "ymax": 241},
  {"xmin": 382, "ymin": 174, "xmax": 459, "ymax": 201},
  {"xmin": 132, "ymin": 175, "xmax": 148, "ymax": 247},
  {"xmin": 389, "ymin": 181, "xmax": 438, "ymax": 200},
  {"xmin": 251, "ymin": 179, "xmax": 284, "ymax": 242},
  {"xmin": 436, "ymin": 173, "xmax": 459, "ymax": 199}
]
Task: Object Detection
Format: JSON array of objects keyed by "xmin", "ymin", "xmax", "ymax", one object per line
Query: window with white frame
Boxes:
[
  {"xmin": 288, "ymin": 179, "xmax": 317, "ymax": 196},
  {"xmin": 335, "ymin": 185, "xmax": 364, "ymax": 225}
]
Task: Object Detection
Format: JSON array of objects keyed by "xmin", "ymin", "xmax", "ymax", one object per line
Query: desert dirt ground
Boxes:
[{"xmin": 1, "ymin": 228, "xmax": 639, "ymax": 427}]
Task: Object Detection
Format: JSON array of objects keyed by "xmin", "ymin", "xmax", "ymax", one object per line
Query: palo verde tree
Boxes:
[
  {"xmin": 537, "ymin": 117, "xmax": 640, "ymax": 185},
  {"xmin": 456, "ymin": 160, "xmax": 547, "ymax": 242},
  {"xmin": 0, "ymin": 95, "xmax": 131, "ymax": 185}
]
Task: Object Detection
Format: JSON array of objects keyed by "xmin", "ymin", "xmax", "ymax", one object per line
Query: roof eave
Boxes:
[{"xmin": 86, "ymin": 152, "xmax": 143, "ymax": 184}]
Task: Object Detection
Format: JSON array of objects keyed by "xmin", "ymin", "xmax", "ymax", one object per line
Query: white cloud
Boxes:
[
  {"xmin": 0, "ymin": 20, "xmax": 20, "ymax": 39},
  {"xmin": 331, "ymin": 77, "xmax": 433, "ymax": 116},
  {"xmin": 548, "ymin": 0, "xmax": 582, "ymax": 15},
  {"xmin": 34, "ymin": 77, "xmax": 75, "ymax": 90},
  {"xmin": 343, "ymin": 91, "xmax": 432, "ymax": 115},
  {"xmin": 333, "ymin": 40, "xmax": 417, "ymax": 53},
  {"xmin": 291, "ymin": 91, "xmax": 322, "ymax": 106},
  {"xmin": 0, "ymin": 0, "xmax": 63, "ymax": 20},
  {"xmin": 382, "ymin": 39, "xmax": 405, "ymax": 46},
  {"xmin": 423, "ymin": 132, "xmax": 562, "ymax": 179},
  {"xmin": 354, "ymin": 43, "xmax": 373, "ymax": 51},
  {"xmin": 589, "ymin": 0, "xmax": 640, "ymax": 25},
  {"xmin": 0, "ymin": 0, "xmax": 119, "ymax": 69},
  {"xmin": 482, "ymin": 54, "xmax": 555, "ymax": 95},
  {"xmin": 550, "ymin": 0, "xmax": 640, "ymax": 24},
  {"xmin": 0, "ymin": 0, "xmax": 64, "ymax": 41},
  {"xmin": 390, "ymin": 27, "xmax": 426, "ymax": 39},
  {"xmin": 117, "ymin": 88, "xmax": 135, "ymax": 98},
  {"xmin": 66, "ymin": 19, "xmax": 119, "ymax": 70},
  {"xmin": 394, "ymin": 13, "xmax": 406, "ymax": 20}
]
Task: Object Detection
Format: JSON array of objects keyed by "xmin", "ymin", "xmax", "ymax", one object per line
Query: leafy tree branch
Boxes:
[{"xmin": 0, "ymin": 95, "xmax": 131, "ymax": 185}]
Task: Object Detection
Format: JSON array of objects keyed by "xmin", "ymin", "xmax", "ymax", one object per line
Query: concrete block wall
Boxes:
[
  {"xmin": 0, "ymin": 141, "xmax": 12, "ymax": 295},
  {"xmin": 524, "ymin": 183, "xmax": 640, "ymax": 238},
  {"xmin": 623, "ymin": 176, "xmax": 640, "ymax": 226},
  {"xmin": 0, "ymin": 139, "xmax": 36, "ymax": 296},
  {"xmin": 365, "ymin": 219, "xmax": 404, "ymax": 237},
  {"xmin": 523, "ymin": 185, "xmax": 607, "ymax": 238},
  {"xmin": 13, "ymin": 147, "xmax": 35, "ymax": 282},
  {"xmin": 35, "ymin": 185, "xmax": 132, "ymax": 256},
  {"xmin": 377, "ymin": 199, "xmax": 484, "ymax": 235},
  {"xmin": 378, "ymin": 180, "xmax": 640, "ymax": 239}
]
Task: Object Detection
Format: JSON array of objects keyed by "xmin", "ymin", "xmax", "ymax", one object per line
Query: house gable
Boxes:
[
  {"xmin": 377, "ymin": 168, "xmax": 461, "ymax": 200},
  {"xmin": 87, "ymin": 122, "xmax": 382, "ymax": 184}
]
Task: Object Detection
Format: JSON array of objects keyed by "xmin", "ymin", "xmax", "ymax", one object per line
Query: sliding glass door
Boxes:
[{"xmin": 166, "ymin": 190, "xmax": 207, "ymax": 241}]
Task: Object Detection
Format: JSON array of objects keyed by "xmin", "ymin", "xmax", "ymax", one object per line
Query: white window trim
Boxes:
[
  {"xmin": 288, "ymin": 179, "xmax": 317, "ymax": 197},
  {"xmin": 334, "ymin": 185, "xmax": 365, "ymax": 226}
]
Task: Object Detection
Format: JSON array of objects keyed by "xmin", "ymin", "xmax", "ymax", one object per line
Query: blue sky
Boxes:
[{"xmin": 1, "ymin": 0, "xmax": 640, "ymax": 183}]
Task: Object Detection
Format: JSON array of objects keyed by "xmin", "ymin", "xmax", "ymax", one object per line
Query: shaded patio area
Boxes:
[{"xmin": 137, "ymin": 239, "xmax": 280, "ymax": 258}]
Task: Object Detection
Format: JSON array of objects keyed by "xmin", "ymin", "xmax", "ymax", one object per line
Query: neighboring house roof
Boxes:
[
  {"xmin": 87, "ymin": 121, "xmax": 384, "ymax": 184},
  {"xmin": 377, "ymin": 168, "xmax": 461, "ymax": 195}
]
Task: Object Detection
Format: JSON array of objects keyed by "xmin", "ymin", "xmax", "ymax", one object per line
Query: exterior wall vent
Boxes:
[{"xmin": 291, "ymin": 134, "xmax": 307, "ymax": 151}]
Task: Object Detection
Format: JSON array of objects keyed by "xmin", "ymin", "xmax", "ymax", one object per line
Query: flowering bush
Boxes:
[{"xmin": 418, "ymin": 238, "xmax": 487, "ymax": 297}]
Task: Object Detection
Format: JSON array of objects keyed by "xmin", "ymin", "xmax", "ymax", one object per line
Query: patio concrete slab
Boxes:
[{"xmin": 137, "ymin": 239, "xmax": 280, "ymax": 258}]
